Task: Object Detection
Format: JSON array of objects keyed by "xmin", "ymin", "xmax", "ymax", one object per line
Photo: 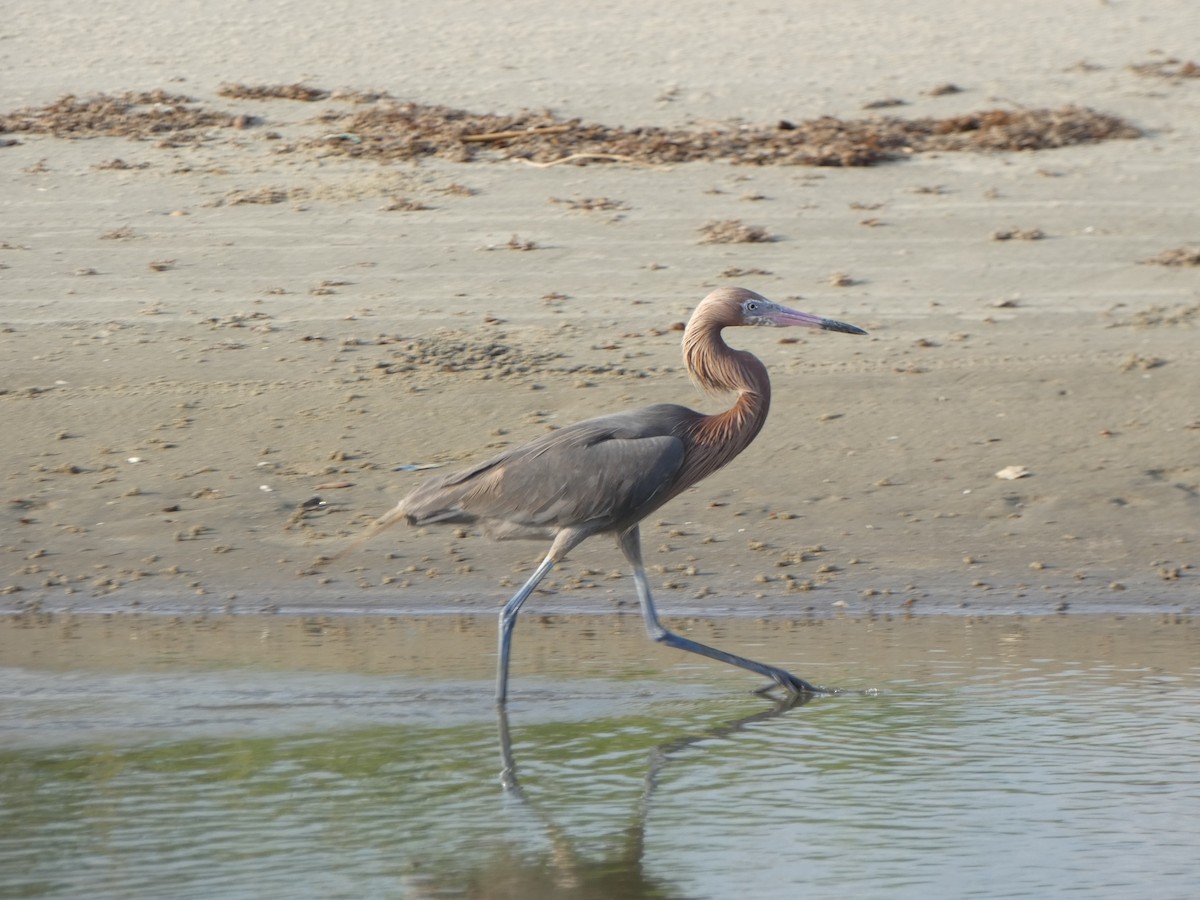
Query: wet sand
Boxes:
[
  {"xmin": 4, "ymin": 610, "xmax": 1196, "ymax": 688},
  {"xmin": 1, "ymin": 1, "xmax": 1197, "ymax": 618}
]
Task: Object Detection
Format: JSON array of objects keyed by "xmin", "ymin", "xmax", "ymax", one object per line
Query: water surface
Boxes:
[{"xmin": 1, "ymin": 612, "xmax": 1197, "ymax": 899}]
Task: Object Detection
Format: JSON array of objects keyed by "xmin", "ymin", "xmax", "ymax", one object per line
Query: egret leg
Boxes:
[
  {"xmin": 617, "ymin": 526, "xmax": 825, "ymax": 696},
  {"xmin": 496, "ymin": 704, "xmax": 520, "ymax": 794},
  {"xmin": 496, "ymin": 552, "xmax": 557, "ymax": 704}
]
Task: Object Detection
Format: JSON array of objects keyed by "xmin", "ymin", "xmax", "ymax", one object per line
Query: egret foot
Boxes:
[{"xmin": 753, "ymin": 669, "xmax": 831, "ymax": 697}]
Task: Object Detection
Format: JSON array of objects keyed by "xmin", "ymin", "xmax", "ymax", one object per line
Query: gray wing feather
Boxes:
[{"xmin": 398, "ymin": 404, "xmax": 696, "ymax": 533}]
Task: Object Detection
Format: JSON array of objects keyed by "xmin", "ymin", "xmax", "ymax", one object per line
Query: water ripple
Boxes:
[{"xmin": 1, "ymin": 613, "xmax": 1197, "ymax": 899}]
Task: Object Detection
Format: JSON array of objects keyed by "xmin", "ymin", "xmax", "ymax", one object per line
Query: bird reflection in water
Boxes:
[{"xmin": 404, "ymin": 696, "xmax": 812, "ymax": 899}]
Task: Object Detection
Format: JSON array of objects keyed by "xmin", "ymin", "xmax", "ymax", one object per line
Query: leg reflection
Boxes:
[
  {"xmin": 498, "ymin": 692, "xmax": 813, "ymax": 795},
  {"xmin": 489, "ymin": 700, "xmax": 816, "ymax": 900},
  {"xmin": 498, "ymin": 693, "xmax": 813, "ymax": 793},
  {"xmin": 492, "ymin": 695, "xmax": 814, "ymax": 897}
]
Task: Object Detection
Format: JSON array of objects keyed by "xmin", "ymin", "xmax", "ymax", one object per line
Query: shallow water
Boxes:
[{"xmin": 1, "ymin": 612, "xmax": 1197, "ymax": 899}]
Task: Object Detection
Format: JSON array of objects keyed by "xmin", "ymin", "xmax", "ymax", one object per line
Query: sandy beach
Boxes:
[{"xmin": 2, "ymin": 0, "xmax": 1197, "ymax": 617}]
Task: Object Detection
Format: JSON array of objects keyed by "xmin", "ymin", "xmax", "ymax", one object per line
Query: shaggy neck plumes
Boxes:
[
  {"xmin": 677, "ymin": 302, "xmax": 773, "ymax": 484},
  {"xmin": 683, "ymin": 302, "xmax": 768, "ymax": 398}
]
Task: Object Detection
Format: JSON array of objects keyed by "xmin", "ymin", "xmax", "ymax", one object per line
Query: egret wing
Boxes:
[{"xmin": 399, "ymin": 404, "xmax": 698, "ymax": 533}]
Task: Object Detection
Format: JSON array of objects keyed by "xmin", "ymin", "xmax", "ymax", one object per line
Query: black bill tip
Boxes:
[{"xmin": 821, "ymin": 318, "xmax": 868, "ymax": 336}]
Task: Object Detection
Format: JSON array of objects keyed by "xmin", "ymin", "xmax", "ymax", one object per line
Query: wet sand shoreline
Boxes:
[{"xmin": 6, "ymin": 608, "xmax": 1195, "ymax": 685}]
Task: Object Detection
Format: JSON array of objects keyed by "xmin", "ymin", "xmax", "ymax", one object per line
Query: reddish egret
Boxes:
[{"xmin": 374, "ymin": 287, "xmax": 866, "ymax": 702}]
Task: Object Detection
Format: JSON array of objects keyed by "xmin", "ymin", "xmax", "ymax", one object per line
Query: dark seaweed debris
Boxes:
[
  {"xmin": 0, "ymin": 90, "xmax": 1140, "ymax": 168},
  {"xmin": 0, "ymin": 91, "xmax": 236, "ymax": 141},
  {"xmin": 307, "ymin": 103, "xmax": 1140, "ymax": 167}
]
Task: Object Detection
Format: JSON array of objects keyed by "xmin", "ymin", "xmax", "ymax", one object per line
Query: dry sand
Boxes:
[{"xmin": 2, "ymin": 1, "xmax": 1197, "ymax": 618}]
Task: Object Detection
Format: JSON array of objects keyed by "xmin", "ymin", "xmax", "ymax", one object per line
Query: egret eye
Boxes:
[{"xmin": 746, "ymin": 302, "xmax": 759, "ymax": 311}]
